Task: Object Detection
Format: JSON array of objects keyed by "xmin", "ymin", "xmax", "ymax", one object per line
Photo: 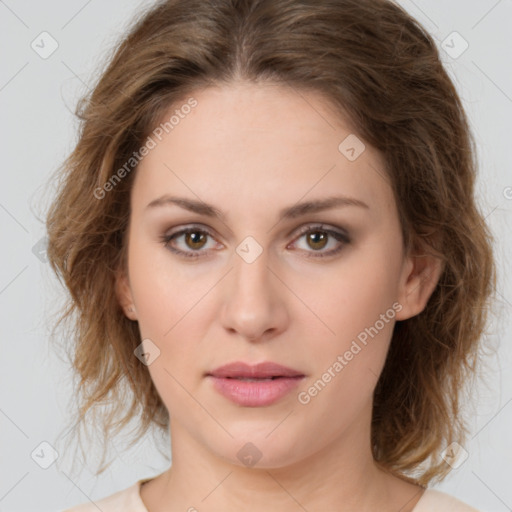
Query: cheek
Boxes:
[
  {"xmin": 132, "ymin": 278, "xmax": 208, "ymax": 419},
  {"xmin": 298, "ymin": 249, "xmax": 401, "ymax": 342},
  {"xmin": 127, "ymin": 234, "xmax": 215, "ymax": 376},
  {"xmin": 128, "ymin": 235, "xmax": 208, "ymax": 338},
  {"xmin": 296, "ymin": 275, "xmax": 398, "ymax": 430},
  {"xmin": 294, "ymin": 242, "xmax": 402, "ymax": 399}
]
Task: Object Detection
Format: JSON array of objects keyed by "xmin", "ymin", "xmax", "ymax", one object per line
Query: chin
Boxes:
[{"xmin": 205, "ymin": 426, "xmax": 309, "ymax": 470}]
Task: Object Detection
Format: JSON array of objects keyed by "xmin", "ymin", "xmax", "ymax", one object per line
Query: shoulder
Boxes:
[
  {"xmin": 61, "ymin": 480, "xmax": 148, "ymax": 512},
  {"xmin": 414, "ymin": 489, "xmax": 480, "ymax": 512}
]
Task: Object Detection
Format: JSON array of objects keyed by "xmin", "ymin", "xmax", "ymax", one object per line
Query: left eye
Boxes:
[
  {"xmin": 288, "ymin": 224, "xmax": 350, "ymax": 258},
  {"xmin": 160, "ymin": 224, "xmax": 350, "ymax": 259}
]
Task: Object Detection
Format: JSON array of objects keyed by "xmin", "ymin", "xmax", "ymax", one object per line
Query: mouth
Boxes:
[
  {"xmin": 206, "ymin": 361, "xmax": 305, "ymax": 407},
  {"xmin": 207, "ymin": 361, "xmax": 304, "ymax": 379},
  {"xmin": 221, "ymin": 376, "xmax": 292, "ymax": 381}
]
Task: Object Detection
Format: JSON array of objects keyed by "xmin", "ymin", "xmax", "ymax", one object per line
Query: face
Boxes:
[{"xmin": 116, "ymin": 81, "xmax": 435, "ymax": 469}]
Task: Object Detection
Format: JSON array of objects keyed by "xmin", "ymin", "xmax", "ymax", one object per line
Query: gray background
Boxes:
[{"xmin": 0, "ymin": 0, "xmax": 511, "ymax": 511}]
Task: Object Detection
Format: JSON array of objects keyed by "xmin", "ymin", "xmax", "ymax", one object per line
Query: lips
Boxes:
[
  {"xmin": 206, "ymin": 361, "xmax": 305, "ymax": 407},
  {"xmin": 207, "ymin": 361, "xmax": 304, "ymax": 379}
]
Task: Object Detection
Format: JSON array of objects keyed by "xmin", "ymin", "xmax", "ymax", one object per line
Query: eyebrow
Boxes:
[{"xmin": 145, "ymin": 194, "xmax": 369, "ymax": 220}]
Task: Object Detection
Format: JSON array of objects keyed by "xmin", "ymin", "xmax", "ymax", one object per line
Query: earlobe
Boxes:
[
  {"xmin": 395, "ymin": 244, "xmax": 444, "ymax": 322},
  {"xmin": 114, "ymin": 269, "xmax": 137, "ymax": 320}
]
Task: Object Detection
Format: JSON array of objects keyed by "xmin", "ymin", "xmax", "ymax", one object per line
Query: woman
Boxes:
[{"xmin": 47, "ymin": 0, "xmax": 496, "ymax": 510}]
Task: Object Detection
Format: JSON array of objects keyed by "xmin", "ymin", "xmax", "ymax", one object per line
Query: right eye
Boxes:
[{"xmin": 160, "ymin": 226, "xmax": 222, "ymax": 259}]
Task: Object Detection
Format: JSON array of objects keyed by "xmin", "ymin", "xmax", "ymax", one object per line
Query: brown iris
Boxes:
[
  {"xmin": 185, "ymin": 231, "xmax": 207, "ymax": 250},
  {"xmin": 306, "ymin": 230, "xmax": 328, "ymax": 250}
]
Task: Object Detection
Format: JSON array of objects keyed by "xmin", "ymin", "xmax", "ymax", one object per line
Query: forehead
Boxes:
[{"xmin": 131, "ymin": 82, "xmax": 393, "ymax": 221}]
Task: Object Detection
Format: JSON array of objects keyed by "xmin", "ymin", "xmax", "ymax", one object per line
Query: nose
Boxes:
[{"xmin": 220, "ymin": 247, "xmax": 289, "ymax": 343}]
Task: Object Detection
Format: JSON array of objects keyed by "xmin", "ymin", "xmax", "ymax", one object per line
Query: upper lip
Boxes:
[{"xmin": 207, "ymin": 361, "xmax": 304, "ymax": 379}]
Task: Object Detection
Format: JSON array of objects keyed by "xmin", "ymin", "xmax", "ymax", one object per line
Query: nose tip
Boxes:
[{"xmin": 221, "ymin": 256, "xmax": 288, "ymax": 343}]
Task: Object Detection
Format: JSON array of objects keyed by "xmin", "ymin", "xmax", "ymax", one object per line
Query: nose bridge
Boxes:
[
  {"xmin": 221, "ymin": 242, "xmax": 286, "ymax": 340},
  {"xmin": 233, "ymin": 245, "xmax": 272, "ymax": 298}
]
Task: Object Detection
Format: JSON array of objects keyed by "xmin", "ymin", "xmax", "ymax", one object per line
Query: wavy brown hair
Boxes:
[{"xmin": 45, "ymin": 0, "xmax": 496, "ymax": 485}]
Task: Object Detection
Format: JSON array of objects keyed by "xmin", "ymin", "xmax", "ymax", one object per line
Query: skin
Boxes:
[{"xmin": 116, "ymin": 81, "xmax": 443, "ymax": 512}]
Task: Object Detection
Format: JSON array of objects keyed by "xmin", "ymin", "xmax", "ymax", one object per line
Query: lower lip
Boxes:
[{"xmin": 208, "ymin": 376, "xmax": 304, "ymax": 407}]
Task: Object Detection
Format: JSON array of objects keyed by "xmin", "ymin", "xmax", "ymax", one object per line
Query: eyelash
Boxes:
[{"xmin": 159, "ymin": 224, "xmax": 350, "ymax": 260}]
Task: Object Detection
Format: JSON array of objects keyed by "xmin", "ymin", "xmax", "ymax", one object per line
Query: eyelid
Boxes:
[
  {"xmin": 290, "ymin": 223, "xmax": 350, "ymax": 243},
  {"xmin": 164, "ymin": 223, "xmax": 217, "ymax": 238}
]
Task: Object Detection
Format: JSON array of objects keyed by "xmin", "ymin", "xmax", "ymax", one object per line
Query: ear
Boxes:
[
  {"xmin": 395, "ymin": 239, "xmax": 444, "ymax": 322},
  {"xmin": 115, "ymin": 268, "xmax": 137, "ymax": 321}
]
